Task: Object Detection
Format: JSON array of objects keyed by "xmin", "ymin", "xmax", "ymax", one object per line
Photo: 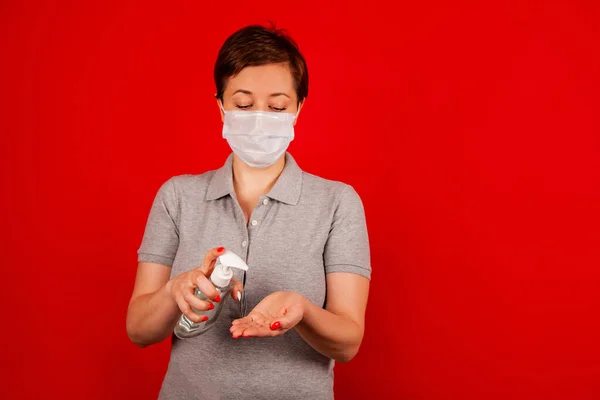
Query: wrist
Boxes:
[
  {"xmin": 164, "ymin": 279, "xmax": 175, "ymax": 302},
  {"xmin": 296, "ymin": 293, "xmax": 311, "ymax": 327}
]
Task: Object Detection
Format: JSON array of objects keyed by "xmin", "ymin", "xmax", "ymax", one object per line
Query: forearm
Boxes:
[
  {"xmin": 294, "ymin": 298, "xmax": 364, "ymax": 363},
  {"xmin": 126, "ymin": 281, "xmax": 181, "ymax": 347}
]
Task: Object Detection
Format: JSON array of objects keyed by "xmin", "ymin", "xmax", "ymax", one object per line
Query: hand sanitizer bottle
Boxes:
[{"xmin": 174, "ymin": 250, "xmax": 249, "ymax": 339}]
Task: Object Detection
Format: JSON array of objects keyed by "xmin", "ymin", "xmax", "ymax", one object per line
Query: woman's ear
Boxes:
[
  {"xmin": 294, "ymin": 100, "xmax": 304, "ymax": 126},
  {"xmin": 216, "ymin": 96, "xmax": 224, "ymax": 123}
]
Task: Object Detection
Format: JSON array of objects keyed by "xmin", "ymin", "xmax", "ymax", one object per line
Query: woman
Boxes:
[{"xmin": 126, "ymin": 24, "xmax": 371, "ymax": 399}]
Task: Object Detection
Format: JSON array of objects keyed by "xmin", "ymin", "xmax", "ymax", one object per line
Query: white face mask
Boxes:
[{"xmin": 220, "ymin": 101, "xmax": 299, "ymax": 168}]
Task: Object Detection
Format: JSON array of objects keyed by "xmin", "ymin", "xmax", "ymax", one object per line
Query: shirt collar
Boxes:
[{"xmin": 206, "ymin": 152, "xmax": 303, "ymax": 205}]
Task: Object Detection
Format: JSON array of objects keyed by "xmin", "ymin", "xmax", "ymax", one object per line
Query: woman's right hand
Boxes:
[{"xmin": 165, "ymin": 246, "xmax": 242, "ymax": 323}]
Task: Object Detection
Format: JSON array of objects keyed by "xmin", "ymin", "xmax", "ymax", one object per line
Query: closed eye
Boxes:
[{"xmin": 234, "ymin": 104, "xmax": 287, "ymax": 112}]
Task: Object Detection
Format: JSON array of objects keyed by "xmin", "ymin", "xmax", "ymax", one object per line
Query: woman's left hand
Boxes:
[{"xmin": 230, "ymin": 291, "xmax": 306, "ymax": 338}]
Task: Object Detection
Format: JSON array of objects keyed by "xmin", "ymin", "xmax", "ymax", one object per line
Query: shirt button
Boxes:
[
  {"xmin": 251, "ymin": 220, "xmax": 258, "ymax": 226},
  {"xmin": 262, "ymin": 198, "xmax": 269, "ymax": 205},
  {"xmin": 242, "ymin": 241, "xmax": 247, "ymax": 247}
]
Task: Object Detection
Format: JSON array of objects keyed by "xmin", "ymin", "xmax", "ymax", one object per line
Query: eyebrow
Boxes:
[
  {"xmin": 232, "ymin": 89, "xmax": 290, "ymax": 99},
  {"xmin": 269, "ymin": 92, "xmax": 290, "ymax": 98}
]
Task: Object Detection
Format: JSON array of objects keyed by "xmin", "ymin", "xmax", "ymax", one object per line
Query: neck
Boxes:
[{"xmin": 232, "ymin": 154, "xmax": 285, "ymax": 198}]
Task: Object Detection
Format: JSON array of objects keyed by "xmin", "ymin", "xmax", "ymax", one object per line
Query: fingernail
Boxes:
[
  {"xmin": 208, "ymin": 303, "xmax": 214, "ymax": 310},
  {"xmin": 270, "ymin": 321, "xmax": 281, "ymax": 330},
  {"xmin": 214, "ymin": 294, "xmax": 221, "ymax": 303},
  {"xmin": 202, "ymin": 316, "xmax": 209, "ymax": 322},
  {"xmin": 217, "ymin": 247, "xmax": 225, "ymax": 253},
  {"xmin": 237, "ymin": 292, "xmax": 242, "ymax": 302}
]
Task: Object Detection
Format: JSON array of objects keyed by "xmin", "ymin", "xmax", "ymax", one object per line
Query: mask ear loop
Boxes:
[
  {"xmin": 294, "ymin": 101, "xmax": 303, "ymax": 123},
  {"xmin": 219, "ymin": 99, "xmax": 226, "ymax": 113}
]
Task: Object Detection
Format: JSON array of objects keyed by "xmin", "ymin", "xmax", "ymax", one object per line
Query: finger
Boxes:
[
  {"xmin": 199, "ymin": 246, "xmax": 225, "ymax": 276},
  {"xmin": 194, "ymin": 273, "xmax": 220, "ymax": 302},
  {"xmin": 231, "ymin": 323, "xmax": 261, "ymax": 338},
  {"xmin": 231, "ymin": 313, "xmax": 275, "ymax": 338},
  {"xmin": 239, "ymin": 324, "xmax": 275, "ymax": 338},
  {"xmin": 230, "ymin": 314, "xmax": 264, "ymax": 338},
  {"xmin": 175, "ymin": 293, "xmax": 206, "ymax": 324},
  {"xmin": 230, "ymin": 324, "xmax": 246, "ymax": 338},
  {"xmin": 183, "ymin": 291, "xmax": 214, "ymax": 312},
  {"xmin": 230, "ymin": 320, "xmax": 254, "ymax": 338},
  {"xmin": 230, "ymin": 279, "xmax": 244, "ymax": 302},
  {"xmin": 231, "ymin": 315, "xmax": 253, "ymax": 326}
]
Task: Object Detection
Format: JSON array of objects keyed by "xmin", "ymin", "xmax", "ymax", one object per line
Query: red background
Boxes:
[{"xmin": 2, "ymin": 1, "xmax": 599, "ymax": 399}]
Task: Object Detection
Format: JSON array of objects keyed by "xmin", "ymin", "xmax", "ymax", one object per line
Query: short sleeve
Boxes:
[
  {"xmin": 323, "ymin": 184, "xmax": 371, "ymax": 280},
  {"xmin": 137, "ymin": 177, "xmax": 180, "ymax": 267}
]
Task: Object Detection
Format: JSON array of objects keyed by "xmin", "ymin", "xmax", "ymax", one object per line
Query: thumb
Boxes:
[
  {"xmin": 230, "ymin": 278, "xmax": 244, "ymax": 302},
  {"xmin": 270, "ymin": 304, "xmax": 303, "ymax": 331}
]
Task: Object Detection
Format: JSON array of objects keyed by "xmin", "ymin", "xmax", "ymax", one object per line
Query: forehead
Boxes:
[{"xmin": 226, "ymin": 63, "xmax": 295, "ymax": 96}]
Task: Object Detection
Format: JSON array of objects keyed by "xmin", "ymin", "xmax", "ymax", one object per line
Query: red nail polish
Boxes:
[
  {"xmin": 208, "ymin": 303, "xmax": 214, "ymax": 310},
  {"xmin": 202, "ymin": 316, "xmax": 209, "ymax": 322},
  {"xmin": 270, "ymin": 321, "xmax": 281, "ymax": 330},
  {"xmin": 217, "ymin": 247, "xmax": 225, "ymax": 253},
  {"xmin": 214, "ymin": 294, "xmax": 221, "ymax": 303}
]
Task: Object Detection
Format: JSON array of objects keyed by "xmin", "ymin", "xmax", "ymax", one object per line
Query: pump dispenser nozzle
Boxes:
[{"xmin": 210, "ymin": 250, "xmax": 249, "ymax": 287}]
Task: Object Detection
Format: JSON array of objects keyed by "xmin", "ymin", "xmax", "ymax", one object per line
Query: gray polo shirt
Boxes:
[{"xmin": 137, "ymin": 152, "xmax": 371, "ymax": 400}]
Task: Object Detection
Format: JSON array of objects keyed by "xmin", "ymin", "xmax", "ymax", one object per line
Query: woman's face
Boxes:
[{"xmin": 219, "ymin": 62, "xmax": 302, "ymax": 122}]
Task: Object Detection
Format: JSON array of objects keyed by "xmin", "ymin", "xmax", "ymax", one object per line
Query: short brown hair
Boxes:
[{"xmin": 214, "ymin": 24, "xmax": 309, "ymax": 103}]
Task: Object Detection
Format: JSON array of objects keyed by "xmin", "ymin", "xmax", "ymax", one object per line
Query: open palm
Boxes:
[{"xmin": 230, "ymin": 291, "xmax": 305, "ymax": 338}]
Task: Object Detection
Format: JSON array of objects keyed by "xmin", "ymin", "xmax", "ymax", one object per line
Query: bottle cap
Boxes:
[{"xmin": 209, "ymin": 250, "xmax": 249, "ymax": 287}]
